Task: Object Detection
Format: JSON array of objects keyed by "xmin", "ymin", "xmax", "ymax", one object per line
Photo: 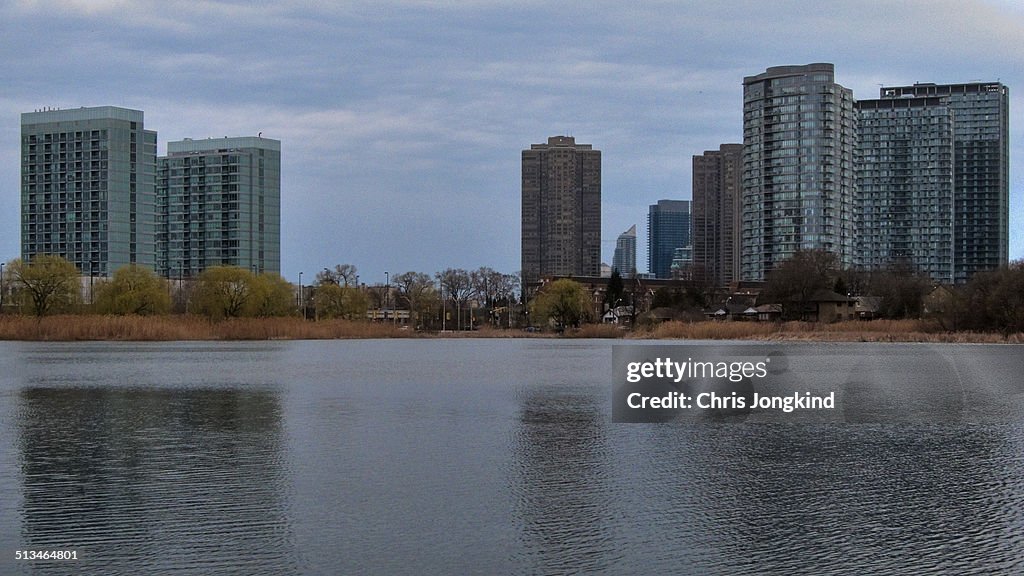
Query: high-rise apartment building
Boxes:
[
  {"xmin": 612, "ymin": 224, "xmax": 637, "ymax": 277},
  {"xmin": 855, "ymin": 97, "xmax": 955, "ymax": 283},
  {"xmin": 521, "ymin": 136, "xmax": 601, "ymax": 287},
  {"xmin": 693, "ymin": 144, "xmax": 743, "ymax": 287},
  {"xmin": 648, "ymin": 200, "xmax": 691, "ymax": 279},
  {"xmin": 878, "ymin": 82, "xmax": 1009, "ymax": 283},
  {"xmin": 741, "ymin": 63, "xmax": 857, "ymax": 281},
  {"xmin": 157, "ymin": 137, "xmax": 281, "ymax": 277},
  {"xmin": 21, "ymin": 106, "xmax": 157, "ymax": 276}
]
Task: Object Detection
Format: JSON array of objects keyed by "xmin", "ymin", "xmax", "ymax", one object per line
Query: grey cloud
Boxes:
[{"xmin": 1, "ymin": 1, "xmax": 1022, "ymax": 280}]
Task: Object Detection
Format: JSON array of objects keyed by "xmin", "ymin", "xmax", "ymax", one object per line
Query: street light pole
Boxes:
[
  {"xmin": 298, "ymin": 271, "xmax": 304, "ymax": 319},
  {"xmin": 385, "ymin": 271, "xmax": 389, "ymax": 324},
  {"xmin": 0, "ymin": 262, "xmax": 5, "ymax": 314},
  {"xmin": 90, "ymin": 262, "xmax": 96, "ymax": 306}
]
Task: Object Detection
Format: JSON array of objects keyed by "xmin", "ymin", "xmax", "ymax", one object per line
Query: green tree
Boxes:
[
  {"xmin": 531, "ymin": 279, "xmax": 594, "ymax": 330},
  {"xmin": 93, "ymin": 265, "xmax": 171, "ymax": 315},
  {"xmin": 7, "ymin": 255, "xmax": 81, "ymax": 316},
  {"xmin": 315, "ymin": 283, "xmax": 369, "ymax": 320},
  {"xmin": 247, "ymin": 273, "xmax": 297, "ymax": 317},
  {"xmin": 193, "ymin": 266, "xmax": 254, "ymax": 320}
]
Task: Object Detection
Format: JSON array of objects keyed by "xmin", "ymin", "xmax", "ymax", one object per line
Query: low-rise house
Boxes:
[
  {"xmin": 754, "ymin": 304, "xmax": 782, "ymax": 322},
  {"xmin": 803, "ymin": 290, "xmax": 856, "ymax": 322},
  {"xmin": 603, "ymin": 305, "xmax": 634, "ymax": 324},
  {"xmin": 704, "ymin": 299, "xmax": 757, "ymax": 321},
  {"xmin": 854, "ymin": 296, "xmax": 882, "ymax": 320},
  {"xmin": 923, "ymin": 285, "xmax": 956, "ymax": 317}
]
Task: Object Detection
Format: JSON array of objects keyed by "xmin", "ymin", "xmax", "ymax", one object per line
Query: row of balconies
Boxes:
[
  {"xmin": 24, "ymin": 240, "xmax": 109, "ymax": 253},
  {"xmin": 27, "ymin": 130, "xmax": 106, "ymax": 142}
]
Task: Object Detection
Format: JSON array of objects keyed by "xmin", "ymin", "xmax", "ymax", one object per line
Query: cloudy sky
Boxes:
[{"xmin": 2, "ymin": 0, "xmax": 1022, "ymax": 283}]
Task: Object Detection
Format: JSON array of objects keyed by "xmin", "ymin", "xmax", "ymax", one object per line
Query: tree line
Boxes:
[
  {"xmin": 7, "ymin": 253, "xmax": 1022, "ymax": 334},
  {"xmin": 0, "ymin": 256, "xmax": 532, "ymax": 329},
  {"xmin": 716, "ymin": 249, "xmax": 1024, "ymax": 333}
]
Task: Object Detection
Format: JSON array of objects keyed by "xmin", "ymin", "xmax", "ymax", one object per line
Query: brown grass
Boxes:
[
  {"xmin": 0, "ymin": 315, "xmax": 413, "ymax": 341},
  {"xmin": 646, "ymin": 319, "xmax": 1024, "ymax": 343},
  {"xmin": 572, "ymin": 323, "xmax": 632, "ymax": 338},
  {"xmin": 0, "ymin": 315, "xmax": 1020, "ymax": 343}
]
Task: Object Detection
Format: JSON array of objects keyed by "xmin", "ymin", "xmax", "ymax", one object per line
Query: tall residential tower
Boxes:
[
  {"xmin": 612, "ymin": 224, "xmax": 637, "ymax": 277},
  {"xmin": 521, "ymin": 136, "xmax": 601, "ymax": 286},
  {"xmin": 855, "ymin": 97, "xmax": 955, "ymax": 283},
  {"xmin": 878, "ymin": 82, "xmax": 1009, "ymax": 283},
  {"xmin": 21, "ymin": 106, "xmax": 157, "ymax": 275},
  {"xmin": 741, "ymin": 63, "xmax": 856, "ymax": 281},
  {"xmin": 693, "ymin": 144, "xmax": 743, "ymax": 287},
  {"xmin": 157, "ymin": 137, "xmax": 281, "ymax": 277},
  {"xmin": 648, "ymin": 200, "xmax": 691, "ymax": 279}
]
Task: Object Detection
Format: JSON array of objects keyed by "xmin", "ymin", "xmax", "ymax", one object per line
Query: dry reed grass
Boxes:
[
  {"xmin": 647, "ymin": 319, "xmax": 1023, "ymax": 343},
  {"xmin": 0, "ymin": 315, "xmax": 413, "ymax": 341},
  {"xmin": 572, "ymin": 324, "xmax": 629, "ymax": 338},
  {"xmin": 649, "ymin": 321, "xmax": 778, "ymax": 340},
  {"xmin": 0, "ymin": 315, "xmax": 1019, "ymax": 343}
]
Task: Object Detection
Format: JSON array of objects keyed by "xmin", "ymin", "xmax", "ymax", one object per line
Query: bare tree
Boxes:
[
  {"xmin": 394, "ymin": 271, "xmax": 436, "ymax": 328},
  {"xmin": 365, "ymin": 284, "xmax": 387, "ymax": 310},
  {"xmin": 867, "ymin": 261, "xmax": 931, "ymax": 319},
  {"xmin": 471, "ymin": 267, "xmax": 504, "ymax": 308},
  {"xmin": 436, "ymin": 268, "xmax": 473, "ymax": 330},
  {"xmin": 317, "ymin": 264, "xmax": 359, "ymax": 287},
  {"xmin": 497, "ymin": 273, "xmax": 517, "ymax": 304},
  {"xmin": 759, "ymin": 249, "xmax": 840, "ymax": 321}
]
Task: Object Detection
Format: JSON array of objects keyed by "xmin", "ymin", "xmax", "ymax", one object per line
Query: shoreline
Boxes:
[{"xmin": 0, "ymin": 315, "xmax": 1021, "ymax": 344}]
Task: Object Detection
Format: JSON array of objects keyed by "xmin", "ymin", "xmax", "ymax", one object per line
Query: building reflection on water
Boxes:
[
  {"xmin": 512, "ymin": 387, "xmax": 621, "ymax": 573},
  {"xmin": 3, "ymin": 340, "xmax": 1023, "ymax": 574}
]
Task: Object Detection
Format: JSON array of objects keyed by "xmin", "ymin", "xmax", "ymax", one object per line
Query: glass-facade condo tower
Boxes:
[
  {"xmin": 521, "ymin": 136, "xmax": 601, "ymax": 287},
  {"xmin": 157, "ymin": 137, "xmax": 281, "ymax": 278},
  {"xmin": 855, "ymin": 97, "xmax": 955, "ymax": 283},
  {"xmin": 648, "ymin": 200, "xmax": 691, "ymax": 279},
  {"xmin": 612, "ymin": 224, "xmax": 637, "ymax": 277},
  {"xmin": 879, "ymin": 82, "xmax": 1009, "ymax": 283},
  {"xmin": 21, "ymin": 106, "xmax": 157, "ymax": 276},
  {"xmin": 741, "ymin": 63, "xmax": 856, "ymax": 281}
]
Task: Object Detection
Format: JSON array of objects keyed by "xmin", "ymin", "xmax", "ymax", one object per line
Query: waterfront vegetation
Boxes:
[
  {"xmin": 2, "ymin": 255, "xmax": 1023, "ymax": 342},
  {"xmin": 0, "ymin": 315, "xmax": 411, "ymax": 341},
  {"xmin": 0, "ymin": 314, "xmax": 1020, "ymax": 343}
]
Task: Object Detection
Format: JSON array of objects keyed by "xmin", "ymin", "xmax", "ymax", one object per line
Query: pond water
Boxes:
[{"xmin": 1, "ymin": 339, "xmax": 1022, "ymax": 575}]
